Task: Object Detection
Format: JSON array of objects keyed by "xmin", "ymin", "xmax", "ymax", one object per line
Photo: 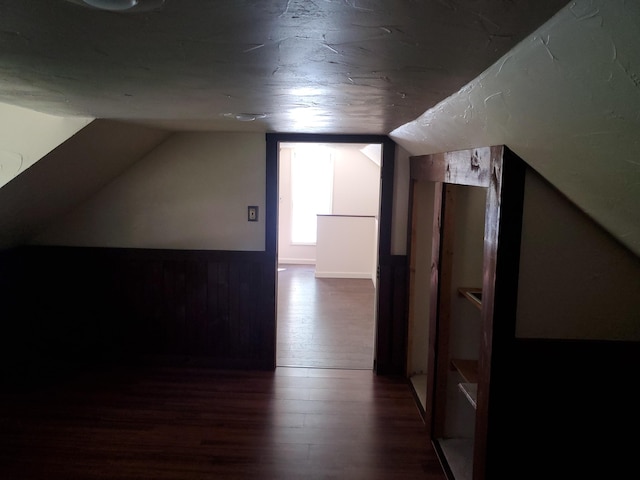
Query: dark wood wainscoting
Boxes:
[
  {"xmin": 489, "ymin": 338, "xmax": 640, "ymax": 479},
  {"xmin": 375, "ymin": 255, "xmax": 409, "ymax": 375},
  {"xmin": 0, "ymin": 246, "xmax": 276, "ymax": 383}
]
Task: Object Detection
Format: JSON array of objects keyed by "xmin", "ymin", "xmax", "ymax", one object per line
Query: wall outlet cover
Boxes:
[{"xmin": 248, "ymin": 206, "xmax": 258, "ymax": 221}]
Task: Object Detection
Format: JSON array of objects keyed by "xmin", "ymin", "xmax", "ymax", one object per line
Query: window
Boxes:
[{"xmin": 290, "ymin": 146, "xmax": 334, "ymax": 244}]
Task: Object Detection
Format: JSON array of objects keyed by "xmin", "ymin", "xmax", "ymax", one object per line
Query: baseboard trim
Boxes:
[
  {"xmin": 315, "ymin": 271, "xmax": 374, "ymax": 280},
  {"xmin": 277, "ymin": 258, "xmax": 315, "ymax": 265}
]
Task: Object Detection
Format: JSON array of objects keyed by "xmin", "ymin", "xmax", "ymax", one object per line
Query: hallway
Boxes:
[{"xmin": 276, "ymin": 264, "xmax": 376, "ymax": 369}]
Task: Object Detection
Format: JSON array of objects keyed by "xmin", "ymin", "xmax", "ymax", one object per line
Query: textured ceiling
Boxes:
[{"xmin": 0, "ymin": 0, "xmax": 568, "ymax": 134}]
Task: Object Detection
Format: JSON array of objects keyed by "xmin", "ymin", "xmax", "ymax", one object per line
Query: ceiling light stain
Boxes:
[
  {"xmin": 84, "ymin": 0, "xmax": 139, "ymax": 10},
  {"xmin": 66, "ymin": 0, "xmax": 165, "ymax": 12},
  {"xmin": 243, "ymin": 44, "xmax": 265, "ymax": 53},
  {"xmin": 323, "ymin": 44, "xmax": 340, "ymax": 54},
  {"xmin": 223, "ymin": 113, "xmax": 267, "ymax": 122}
]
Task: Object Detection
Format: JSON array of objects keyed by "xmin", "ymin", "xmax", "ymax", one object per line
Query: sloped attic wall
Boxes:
[
  {"xmin": 32, "ymin": 131, "xmax": 266, "ymax": 251},
  {"xmin": 391, "ymin": 0, "xmax": 640, "ymax": 257},
  {"xmin": 0, "ymin": 119, "xmax": 170, "ymax": 249},
  {"xmin": 0, "ymin": 102, "xmax": 92, "ymax": 188}
]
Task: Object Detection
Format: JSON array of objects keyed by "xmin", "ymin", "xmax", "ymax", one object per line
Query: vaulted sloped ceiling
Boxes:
[
  {"xmin": 0, "ymin": 103, "xmax": 92, "ymax": 188},
  {"xmin": 392, "ymin": 0, "xmax": 640, "ymax": 257}
]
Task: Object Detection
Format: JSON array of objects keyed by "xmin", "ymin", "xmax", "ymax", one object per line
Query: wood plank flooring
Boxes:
[
  {"xmin": 277, "ymin": 264, "xmax": 375, "ymax": 369},
  {"xmin": 0, "ymin": 365, "xmax": 446, "ymax": 480}
]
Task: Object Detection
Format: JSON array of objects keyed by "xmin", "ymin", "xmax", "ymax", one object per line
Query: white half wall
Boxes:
[{"xmin": 315, "ymin": 215, "xmax": 376, "ymax": 280}]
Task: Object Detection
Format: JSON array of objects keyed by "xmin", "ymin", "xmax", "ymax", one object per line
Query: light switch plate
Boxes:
[{"xmin": 248, "ymin": 206, "xmax": 258, "ymax": 221}]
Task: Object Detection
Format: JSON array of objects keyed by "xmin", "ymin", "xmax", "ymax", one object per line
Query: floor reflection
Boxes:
[{"xmin": 276, "ymin": 264, "xmax": 375, "ymax": 369}]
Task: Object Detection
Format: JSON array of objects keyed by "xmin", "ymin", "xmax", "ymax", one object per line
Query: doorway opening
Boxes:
[{"xmin": 276, "ymin": 141, "xmax": 382, "ymax": 369}]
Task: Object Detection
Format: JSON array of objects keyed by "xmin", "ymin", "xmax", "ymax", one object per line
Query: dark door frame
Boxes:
[{"xmin": 265, "ymin": 133, "xmax": 402, "ymax": 374}]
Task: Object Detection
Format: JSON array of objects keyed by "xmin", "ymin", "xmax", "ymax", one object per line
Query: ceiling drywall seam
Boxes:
[{"xmin": 390, "ymin": 0, "xmax": 640, "ymax": 257}]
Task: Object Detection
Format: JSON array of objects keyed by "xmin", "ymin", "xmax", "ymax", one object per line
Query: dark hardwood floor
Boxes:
[
  {"xmin": 0, "ymin": 365, "xmax": 445, "ymax": 480},
  {"xmin": 277, "ymin": 264, "xmax": 375, "ymax": 369}
]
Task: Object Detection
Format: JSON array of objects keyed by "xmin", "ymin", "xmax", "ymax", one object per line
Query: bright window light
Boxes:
[{"xmin": 290, "ymin": 146, "xmax": 333, "ymax": 244}]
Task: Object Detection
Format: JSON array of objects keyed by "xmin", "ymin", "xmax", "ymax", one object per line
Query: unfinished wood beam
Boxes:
[{"xmin": 410, "ymin": 146, "xmax": 504, "ymax": 187}]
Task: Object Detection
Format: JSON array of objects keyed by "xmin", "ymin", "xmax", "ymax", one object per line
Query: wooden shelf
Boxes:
[
  {"xmin": 437, "ymin": 437, "xmax": 474, "ymax": 480},
  {"xmin": 458, "ymin": 382, "xmax": 477, "ymax": 409},
  {"xmin": 458, "ymin": 287, "xmax": 482, "ymax": 310},
  {"xmin": 450, "ymin": 358, "xmax": 478, "ymax": 384}
]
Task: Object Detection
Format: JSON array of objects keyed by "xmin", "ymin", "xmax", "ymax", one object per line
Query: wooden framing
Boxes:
[
  {"xmin": 410, "ymin": 145, "xmax": 526, "ymax": 480},
  {"xmin": 410, "ymin": 147, "xmax": 497, "ymax": 187}
]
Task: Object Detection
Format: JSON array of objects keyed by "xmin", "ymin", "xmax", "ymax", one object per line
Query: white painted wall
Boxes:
[
  {"xmin": 278, "ymin": 143, "xmax": 381, "ymax": 264},
  {"xmin": 391, "ymin": 145, "xmax": 410, "ymax": 256},
  {"xmin": 34, "ymin": 132, "xmax": 266, "ymax": 251},
  {"xmin": 390, "ymin": 0, "xmax": 640, "ymax": 258},
  {"xmin": 450, "ymin": 185, "xmax": 485, "ymax": 360},
  {"xmin": 445, "ymin": 184, "xmax": 486, "ymax": 440},
  {"xmin": 0, "ymin": 102, "xmax": 93, "ymax": 188},
  {"xmin": 407, "ymin": 180, "xmax": 435, "ymax": 377},
  {"xmin": 332, "ymin": 146, "xmax": 380, "ymax": 216},
  {"xmin": 517, "ymin": 170, "xmax": 640, "ymax": 340}
]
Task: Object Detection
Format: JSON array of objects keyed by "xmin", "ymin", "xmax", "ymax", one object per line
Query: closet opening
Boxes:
[{"xmin": 406, "ymin": 145, "xmax": 526, "ymax": 480}]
